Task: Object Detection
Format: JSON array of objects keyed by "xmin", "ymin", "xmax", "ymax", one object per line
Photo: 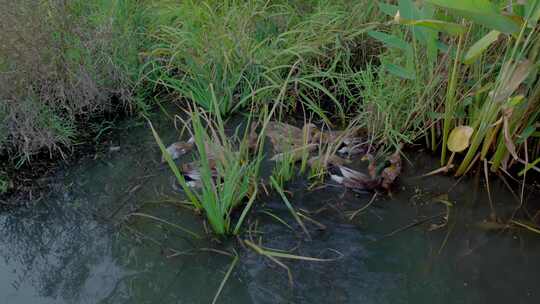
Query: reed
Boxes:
[
  {"xmin": 151, "ymin": 96, "xmax": 263, "ymax": 235},
  {"xmin": 375, "ymin": 0, "xmax": 540, "ymax": 176}
]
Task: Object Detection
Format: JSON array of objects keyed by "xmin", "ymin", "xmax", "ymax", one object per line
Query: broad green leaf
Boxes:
[
  {"xmin": 422, "ymin": 2, "xmax": 436, "ymax": 19},
  {"xmin": 368, "ymin": 31, "xmax": 412, "ymax": 53},
  {"xmin": 464, "ymin": 30, "xmax": 501, "ymax": 64},
  {"xmin": 378, "ymin": 2, "xmax": 398, "ymax": 17},
  {"xmin": 398, "ymin": 0, "xmax": 433, "ymax": 47},
  {"xmin": 427, "ymin": 0, "xmax": 498, "ymax": 14},
  {"xmin": 398, "ymin": 0, "xmax": 418, "ymax": 20},
  {"xmin": 400, "ymin": 19, "xmax": 466, "ymax": 35},
  {"xmin": 399, "ymin": 0, "xmax": 421, "ymax": 20},
  {"xmin": 384, "ymin": 63, "xmax": 416, "ymax": 80},
  {"xmin": 426, "ymin": 0, "xmax": 521, "ymax": 33}
]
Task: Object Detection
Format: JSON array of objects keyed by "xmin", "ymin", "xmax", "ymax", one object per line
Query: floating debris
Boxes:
[{"xmin": 448, "ymin": 126, "xmax": 474, "ymax": 153}]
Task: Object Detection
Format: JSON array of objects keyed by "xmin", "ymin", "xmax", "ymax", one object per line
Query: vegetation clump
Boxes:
[
  {"xmin": 2, "ymin": 0, "xmax": 540, "ymax": 231},
  {"xmin": 0, "ymin": 0, "xmax": 147, "ymax": 162}
]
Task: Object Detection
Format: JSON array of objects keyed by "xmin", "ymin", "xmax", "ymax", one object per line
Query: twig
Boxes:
[
  {"xmin": 377, "ymin": 212, "xmax": 446, "ymax": 241},
  {"xmin": 348, "ymin": 193, "xmax": 377, "ymax": 220}
]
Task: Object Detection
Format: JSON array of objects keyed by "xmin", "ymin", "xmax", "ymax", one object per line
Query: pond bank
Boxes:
[{"xmin": 1, "ymin": 110, "xmax": 539, "ymax": 304}]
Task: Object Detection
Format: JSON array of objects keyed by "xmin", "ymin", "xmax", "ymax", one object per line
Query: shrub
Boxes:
[{"xmin": 0, "ymin": 0, "xmax": 146, "ymax": 161}]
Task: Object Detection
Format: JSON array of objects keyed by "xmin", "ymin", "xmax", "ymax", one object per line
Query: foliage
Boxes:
[
  {"xmin": 374, "ymin": 0, "xmax": 540, "ymax": 176},
  {"xmin": 147, "ymin": 0, "xmax": 380, "ymax": 119},
  {"xmin": 0, "ymin": 0, "xmax": 147, "ymax": 161},
  {"xmin": 4, "ymin": 0, "xmax": 540, "ymax": 207},
  {"xmin": 151, "ymin": 100, "xmax": 262, "ymax": 235}
]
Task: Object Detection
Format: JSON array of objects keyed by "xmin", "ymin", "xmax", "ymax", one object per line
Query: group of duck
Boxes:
[{"xmin": 163, "ymin": 121, "xmax": 402, "ymax": 193}]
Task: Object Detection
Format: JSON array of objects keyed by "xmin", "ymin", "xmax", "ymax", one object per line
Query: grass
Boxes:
[
  {"xmin": 151, "ymin": 97, "xmax": 263, "ymax": 235},
  {"xmin": 366, "ymin": 0, "xmax": 540, "ymax": 178},
  {"xmin": 146, "ymin": 0, "xmax": 381, "ymax": 119},
  {"xmin": 0, "ymin": 0, "xmax": 148, "ymax": 163},
  {"xmin": 3, "ymin": 0, "xmax": 540, "ymax": 229},
  {"xmin": 2, "ymin": 0, "xmax": 537, "ymax": 174},
  {"xmin": 4, "ymin": 2, "xmax": 540, "ymax": 299}
]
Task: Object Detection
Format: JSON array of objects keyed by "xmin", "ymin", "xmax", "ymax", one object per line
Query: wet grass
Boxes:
[
  {"xmin": 3, "ymin": 0, "xmax": 540, "ymax": 227},
  {"xmin": 142, "ymin": 1, "xmax": 540, "ymax": 245},
  {"xmin": 151, "ymin": 99, "xmax": 263, "ymax": 235}
]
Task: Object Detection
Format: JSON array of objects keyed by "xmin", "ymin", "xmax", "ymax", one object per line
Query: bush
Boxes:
[{"xmin": 0, "ymin": 0, "xmax": 146, "ymax": 161}]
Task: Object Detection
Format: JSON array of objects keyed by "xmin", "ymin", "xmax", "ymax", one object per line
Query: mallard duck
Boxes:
[
  {"xmin": 162, "ymin": 137, "xmax": 195, "ymax": 162},
  {"xmin": 180, "ymin": 158, "xmax": 219, "ymax": 188},
  {"xmin": 380, "ymin": 150, "xmax": 402, "ymax": 191},
  {"xmin": 266, "ymin": 122, "xmax": 319, "ymax": 153},
  {"xmin": 337, "ymin": 137, "xmax": 367, "ymax": 156},
  {"xmin": 307, "ymin": 154, "xmax": 349, "ymax": 170},
  {"xmin": 310, "ymin": 129, "xmax": 345, "ymax": 145},
  {"xmin": 330, "ymin": 165, "xmax": 380, "ymax": 192}
]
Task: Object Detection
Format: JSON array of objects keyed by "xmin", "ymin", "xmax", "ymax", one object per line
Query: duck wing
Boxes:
[{"xmin": 331, "ymin": 165, "xmax": 380, "ymax": 191}]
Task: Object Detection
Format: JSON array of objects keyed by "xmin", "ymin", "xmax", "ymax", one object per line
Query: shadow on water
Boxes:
[{"xmin": 1, "ymin": 109, "xmax": 540, "ymax": 304}]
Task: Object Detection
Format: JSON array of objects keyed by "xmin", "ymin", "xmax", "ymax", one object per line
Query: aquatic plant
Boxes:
[
  {"xmin": 373, "ymin": 0, "xmax": 540, "ymax": 177},
  {"xmin": 151, "ymin": 99, "xmax": 263, "ymax": 235},
  {"xmin": 428, "ymin": 0, "xmax": 540, "ymax": 176}
]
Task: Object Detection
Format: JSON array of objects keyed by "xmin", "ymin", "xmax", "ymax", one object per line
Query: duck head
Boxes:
[{"xmin": 162, "ymin": 137, "xmax": 195, "ymax": 162}]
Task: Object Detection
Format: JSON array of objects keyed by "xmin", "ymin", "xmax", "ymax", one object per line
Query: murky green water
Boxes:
[{"xmin": 1, "ymin": 110, "xmax": 539, "ymax": 304}]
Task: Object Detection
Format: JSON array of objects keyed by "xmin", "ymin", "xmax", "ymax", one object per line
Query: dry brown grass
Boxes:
[{"xmin": 0, "ymin": 0, "xmax": 138, "ymax": 161}]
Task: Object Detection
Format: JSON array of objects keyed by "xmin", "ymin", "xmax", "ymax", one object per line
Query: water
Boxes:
[{"xmin": 1, "ymin": 110, "xmax": 539, "ymax": 304}]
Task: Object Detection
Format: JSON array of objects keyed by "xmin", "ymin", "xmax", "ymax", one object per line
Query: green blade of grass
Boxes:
[
  {"xmin": 128, "ymin": 212, "xmax": 201, "ymax": 239},
  {"xmin": 148, "ymin": 121, "xmax": 201, "ymax": 209},
  {"xmin": 211, "ymin": 254, "xmax": 239, "ymax": 304},
  {"xmin": 269, "ymin": 176, "xmax": 311, "ymax": 238},
  {"xmin": 233, "ymin": 188, "xmax": 258, "ymax": 235}
]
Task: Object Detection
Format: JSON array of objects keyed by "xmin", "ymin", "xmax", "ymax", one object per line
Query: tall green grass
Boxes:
[
  {"xmin": 5, "ymin": 0, "xmax": 539, "ymax": 198},
  {"xmin": 371, "ymin": 0, "xmax": 540, "ymax": 176},
  {"xmin": 147, "ymin": 0, "xmax": 381, "ymax": 120},
  {"xmin": 151, "ymin": 99, "xmax": 263, "ymax": 235}
]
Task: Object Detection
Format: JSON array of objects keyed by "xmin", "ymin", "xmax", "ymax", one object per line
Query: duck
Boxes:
[
  {"xmin": 330, "ymin": 165, "xmax": 381, "ymax": 192},
  {"xmin": 180, "ymin": 158, "xmax": 219, "ymax": 188},
  {"xmin": 308, "ymin": 154, "xmax": 349, "ymax": 170},
  {"xmin": 380, "ymin": 150, "xmax": 402, "ymax": 191},
  {"xmin": 266, "ymin": 121, "xmax": 319, "ymax": 154},
  {"xmin": 337, "ymin": 137, "xmax": 367, "ymax": 157},
  {"xmin": 162, "ymin": 137, "xmax": 195, "ymax": 162}
]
